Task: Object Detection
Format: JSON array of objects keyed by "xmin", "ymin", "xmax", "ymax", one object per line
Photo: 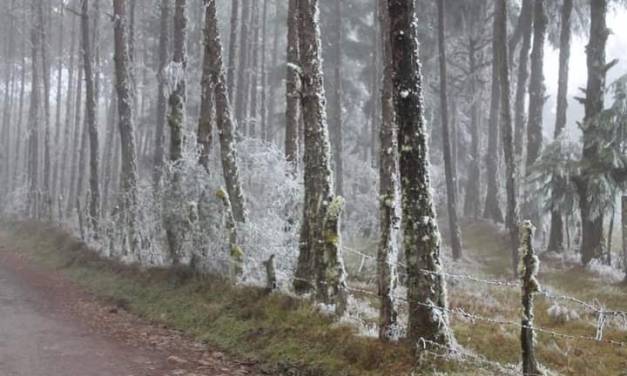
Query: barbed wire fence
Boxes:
[{"xmin": 257, "ymin": 228, "xmax": 627, "ymax": 374}]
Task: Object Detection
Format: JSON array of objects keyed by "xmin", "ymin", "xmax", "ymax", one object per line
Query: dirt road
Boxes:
[{"xmin": 0, "ymin": 244, "xmax": 259, "ymax": 376}]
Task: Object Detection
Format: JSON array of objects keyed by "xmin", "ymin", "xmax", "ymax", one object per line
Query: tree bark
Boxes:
[
  {"xmin": 81, "ymin": 0, "xmax": 100, "ymax": 230},
  {"xmin": 548, "ymin": 0, "xmax": 572, "ymax": 253},
  {"xmin": 198, "ymin": 0, "xmax": 214, "ymax": 171},
  {"xmin": 153, "ymin": 0, "xmax": 169, "ymax": 186},
  {"xmin": 377, "ymin": 0, "xmax": 399, "ymax": 341},
  {"xmin": 285, "ymin": 0, "xmax": 300, "ymax": 167},
  {"xmin": 579, "ymin": 0, "xmax": 609, "ymax": 265},
  {"xmin": 27, "ymin": 0, "xmax": 42, "ymax": 217},
  {"xmin": 513, "ymin": 0, "xmax": 533, "ymax": 160},
  {"xmin": 293, "ymin": 0, "xmax": 348, "ymax": 313},
  {"xmin": 227, "ymin": 0, "xmax": 239, "ymax": 106},
  {"xmin": 112, "ymin": 0, "xmax": 139, "ymax": 255},
  {"xmin": 483, "ymin": 3, "xmax": 504, "ymax": 223},
  {"xmin": 388, "ymin": 0, "xmax": 453, "ymax": 346},
  {"xmin": 622, "ymin": 196, "xmax": 626, "ymax": 280},
  {"xmin": 525, "ymin": 0, "xmax": 547, "ymax": 174},
  {"xmin": 235, "ymin": 0, "xmax": 251, "ymax": 132},
  {"xmin": 168, "ymin": 0, "xmax": 187, "ymax": 164},
  {"xmin": 204, "ymin": 0, "xmax": 247, "ymax": 224},
  {"xmin": 437, "ymin": 0, "xmax": 463, "ymax": 260},
  {"xmin": 496, "ymin": 0, "xmax": 520, "ymax": 273}
]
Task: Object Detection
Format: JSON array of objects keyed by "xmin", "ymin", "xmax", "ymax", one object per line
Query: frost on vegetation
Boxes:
[
  {"xmin": 547, "ymin": 303, "xmax": 581, "ymax": 324},
  {"xmin": 585, "ymin": 259, "xmax": 625, "ymax": 284},
  {"xmin": 163, "ymin": 61, "xmax": 185, "ymax": 98}
]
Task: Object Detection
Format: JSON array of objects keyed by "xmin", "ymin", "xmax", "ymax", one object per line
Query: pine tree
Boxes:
[
  {"xmin": 436, "ymin": 0, "xmax": 463, "ymax": 260},
  {"xmin": 388, "ymin": 0, "xmax": 453, "ymax": 346},
  {"xmin": 377, "ymin": 0, "xmax": 399, "ymax": 341},
  {"xmin": 285, "ymin": 0, "xmax": 300, "ymax": 167},
  {"xmin": 294, "ymin": 0, "xmax": 348, "ymax": 313},
  {"xmin": 547, "ymin": 0, "xmax": 573, "ymax": 253}
]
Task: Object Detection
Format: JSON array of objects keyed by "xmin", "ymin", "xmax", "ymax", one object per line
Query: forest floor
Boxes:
[{"xmin": 0, "ymin": 220, "xmax": 626, "ymax": 375}]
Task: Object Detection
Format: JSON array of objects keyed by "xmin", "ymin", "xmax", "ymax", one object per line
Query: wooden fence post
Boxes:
[{"xmin": 520, "ymin": 220, "xmax": 541, "ymax": 376}]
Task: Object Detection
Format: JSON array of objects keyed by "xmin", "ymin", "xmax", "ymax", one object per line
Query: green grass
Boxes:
[
  {"xmin": 0, "ymin": 221, "xmax": 416, "ymax": 376},
  {"xmin": 2, "ymin": 220, "xmax": 626, "ymax": 375}
]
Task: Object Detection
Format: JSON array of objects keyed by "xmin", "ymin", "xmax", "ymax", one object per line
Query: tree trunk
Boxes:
[
  {"xmin": 60, "ymin": 11, "xmax": 77, "ymax": 205},
  {"xmin": 82, "ymin": 0, "xmax": 100, "ymax": 230},
  {"xmin": 483, "ymin": 4, "xmax": 503, "ymax": 223},
  {"xmin": 27, "ymin": 0, "xmax": 42, "ymax": 217},
  {"xmin": 377, "ymin": 0, "xmax": 399, "ymax": 341},
  {"xmin": 260, "ymin": 0, "xmax": 269, "ymax": 140},
  {"xmin": 66, "ymin": 58, "xmax": 83, "ymax": 214},
  {"xmin": 622, "ymin": 196, "xmax": 626, "ymax": 280},
  {"xmin": 112, "ymin": 0, "xmax": 139, "ymax": 255},
  {"xmin": 38, "ymin": 0, "xmax": 52, "ymax": 219},
  {"xmin": 285, "ymin": 0, "xmax": 300, "ymax": 167},
  {"xmin": 51, "ymin": 3, "xmax": 65, "ymax": 209},
  {"xmin": 437, "ymin": 0, "xmax": 463, "ymax": 260},
  {"xmin": 248, "ymin": 1, "xmax": 261, "ymax": 138},
  {"xmin": 153, "ymin": 0, "xmax": 169, "ymax": 186},
  {"xmin": 548, "ymin": 0, "xmax": 572, "ymax": 253},
  {"xmin": 580, "ymin": 0, "xmax": 609, "ymax": 265},
  {"xmin": 513, "ymin": 0, "xmax": 533, "ymax": 160},
  {"xmin": 293, "ymin": 0, "xmax": 348, "ymax": 313},
  {"xmin": 496, "ymin": 0, "xmax": 520, "ymax": 273},
  {"xmin": 388, "ymin": 0, "xmax": 453, "ymax": 346},
  {"xmin": 204, "ymin": 0, "xmax": 247, "ymax": 224},
  {"xmin": 331, "ymin": 0, "xmax": 344, "ymax": 196},
  {"xmin": 464, "ymin": 36, "xmax": 482, "ymax": 218},
  {"xmin": 168, "ymin": 0, "xmax": 187, "ymax": 164},
  {"xmin": 198, "ymin": 0, "xmax": 214, "ymax": 171},
  {"xmin": 227, "ymin": 0, "xmax": 239, "ymax": 106},
  {"xmin": 235, "ymin": 0, "xmax": 251, "ymax": 132},
  {"xmin": 524, "ymin": 0, "xmax": 547, "ymax": 227}
]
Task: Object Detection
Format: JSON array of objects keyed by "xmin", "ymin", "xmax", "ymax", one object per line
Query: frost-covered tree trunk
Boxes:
[
  {"xmin": 578, "ymin": 0, "xmax": 609, "ymax": 265},
  {"xmin": 0, "ymin": 2, "xmax": 16, "ymax": 202},
  {"xmin": 437, "ymin": 0, "xmax": 463, "ymax": 260},
  {"xmin": 388, "ymin": 0, "xmax": 452, "ymax": 346},
  {"xmin": 66, "ymin": 60, "xmax": 83, "ymax": 214},
  {"xmin": 153, "ymin": 0, "xmax": 169, "ymax": 186},
  {"xmin": 548, "ymin": 0, "xmax": 572, "ymax": 253},
  {"xmin": 227, "ymin": 0, "xmax": 239, "ymax": 106},
  {"xmin": 331, "ymin": 0, "xmax": 343, "ymax": 196},
  {"xmin": 513, "ymin": 0, "xmax": 533, "ymax": 160},
  {"xmin": 260, "ymin": 0, "xmax": 269, "ymax": 140},
  {"xmin": 27, "ymin": 0, "xmax": 42, "ymax": 217},
  {"xmin": 82, "ymin": 0, "xmax": 101, "ymax": 230},
  {"xmin": 198, "ymin": 0, "xmax": 214, "ymax": 172},
  {"xmin": 235, "ymin": 0, "xmax": 251, "ymax": 132},
  {"xmin": 38, "ymin": 0, "xmax": 52, "ymax": 219},
  {"xmin": 51, "ymin": 3, "xmax": 65, "ymax": 209},
  {"xmin": 60, "ymin": 12, "xmax": 77, "ymax": 206},
  {"xmin": 12, "ymin": 32, "xmax": 27, "ymax": 194},
  {"xmin": 168, "ymin": 0, "xmax": 187, "ymax": 164},
  {"xmin": 294, "ymin": 0, "xmax": 348, "ymax": 313},
  {"xmin": 204, "ymin": 0, "xmax": 247, "ymax": 224},
  {"xmin": 496, "ymin": 0, "xmax": 520, "ymax": 273},
  {"xmin": 524, "ymin": 0, "xmax": 547, "ymax": 225},
  {"xmin": 285, "ymin": 0, "xmax": 300, "ymax": 167},
  {"xmin": 248, "ymin": 1, "xmax": 261, "ymax": 138},
  {"xmin": 622, "ymin": 196, "xmax": 626, "ymax": 280},
  {"xmin": 377, "ymin": 0, "xmax": 399, "ymax": 341},
  {"xmin": 483, "ymin": 2, "xmax": 503, "ymax": 223},
  {"xmin": 112, "ymin": 0, "xmax": 139, "ymax": 255}
]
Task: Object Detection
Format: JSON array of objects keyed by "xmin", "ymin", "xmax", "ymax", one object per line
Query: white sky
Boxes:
[{"xmin": 543, "ymin": 7, "xmax": 627, "ymax": 140}]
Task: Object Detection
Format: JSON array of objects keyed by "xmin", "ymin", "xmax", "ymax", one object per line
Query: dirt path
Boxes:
[{"xmin": 0, "ymin": 245, "xmax": 259, "ymax": 376}]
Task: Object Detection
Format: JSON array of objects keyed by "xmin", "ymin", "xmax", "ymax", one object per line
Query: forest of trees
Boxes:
[{"xmin": 0, "ymin": 0, "xmax": 626, "ymax": 369}]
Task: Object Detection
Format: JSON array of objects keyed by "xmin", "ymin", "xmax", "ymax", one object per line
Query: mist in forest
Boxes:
[{"xmin": 0, "ymin": 1, "xmax": 626, "ymax": 375}]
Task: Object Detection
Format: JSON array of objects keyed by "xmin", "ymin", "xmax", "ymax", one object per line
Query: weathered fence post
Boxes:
[
  {"xmin": 520, "ymin": 220, "xmax": 542, "ymax": 376},
  {"xmin": 622, "ymin": 196, "xmax": 626, "ymax": 281}
]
